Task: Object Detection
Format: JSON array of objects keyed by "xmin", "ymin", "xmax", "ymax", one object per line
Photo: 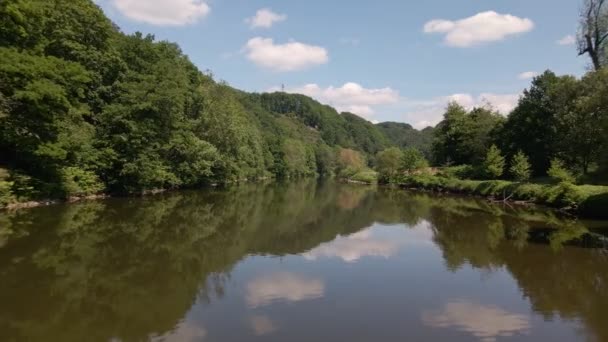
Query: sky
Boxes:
[{"xmin": 94, "ymin": 0, "xmax": 587, "ymax": 129}]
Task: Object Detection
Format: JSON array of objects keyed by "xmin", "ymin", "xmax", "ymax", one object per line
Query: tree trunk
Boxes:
[{"xmin": 586, "ymin": 35, "xmax": 602, "ymax": 70}]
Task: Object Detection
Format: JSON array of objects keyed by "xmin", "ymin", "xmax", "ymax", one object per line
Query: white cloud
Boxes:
[
  {"xmin": 270, "ymin": 82, "xmax": 399, "ymax": 119},
  {"xmin": 424, "ymin": 11, "xmax": 534, "ymax": 47},
  {"xmin": 557, "ymin": 34, "xmax": 576, "ymax": 45},
  {"xmin": 244, "ymin": 37, "xmax": 328, "ymax": 72},
  {"xmin": 246, "ymin": 273, "xmax": 324, "ymax": 308},
  {"xmin": 246, "ymin": 8, "xmax": 287, "ymax": 29},
  {"xmin": 109, "ymin": 0, "xmax": 210, "ymax": 26},
  {"xmin": 518, "ymin": 71, "xmax": 538, "ymax": 80},
  {"xmin": 403, "ymin": 93, "xmax": 520, "ymax": 129}
]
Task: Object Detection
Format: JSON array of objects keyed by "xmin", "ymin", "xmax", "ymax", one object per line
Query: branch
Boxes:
[{"xmin": 598, "ymin": 31, "xmax": 608, "ymax": 45}]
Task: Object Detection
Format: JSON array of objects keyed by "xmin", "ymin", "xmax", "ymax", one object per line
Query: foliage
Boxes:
[
  {"xmin": 0, "ymin": 181, "xmax": 14, "ymax": 207},
  {"xmin": 4, "ymin": 0, "xmax": 443, "ymax": 202},
  {"xmin": 399, "ymin": 174, "xmax": 608, "ymax": 216},
  {"xmin": 375, "ymin": 122, "xmax": 434, "ymax": 159},
  {"xmin": 60, "ymin": 166, "xmax": 104, "ymax": 197},
  {"xmin": 510, "ymin": 151, "xmax": 532, "ymax": 182},
  {"xmin": 432, "ymin": 103, "xmax": 504, "ymax": 166},
  {"xmin": 483, "ymin": 145, "xmax": 505, "ymax": 179},
  {"xmin": 376, "ymin": 147, "xmax": 403, "ymax": 182},
  {"xmin": 401, "ymin": 147, "xmax": 428, "ymax": 172},
  {"xmin": 547, "ymin": 159, "xmax": 576, "ymax": 184}
]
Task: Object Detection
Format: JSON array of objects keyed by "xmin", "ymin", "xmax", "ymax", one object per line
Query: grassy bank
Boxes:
[{"xmin": 397, "ymin": 174, "xmax": 608, "ymax": 219}]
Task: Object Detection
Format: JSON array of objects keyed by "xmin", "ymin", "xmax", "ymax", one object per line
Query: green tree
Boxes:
[
  {"xmin": 510, "ymin": 151, "xmax": 532, "ymax": 182},
  {"xmin": 496, "ymin": 71, "xmax": 568, "ymax": 176},
  {"xmin": 401, "ymin": 147, "xmax": 428, "ymax": 173},
  {"xmin": 483, "ymin": 145, "xmax": 505, "ymax": 179},
  {"xmin": 376, "ymin": 147, "xmax": 403, "ymax": 183},
  {"xmin": 432, "ymin": 103, "xmax": 503, "ymax": 166}
]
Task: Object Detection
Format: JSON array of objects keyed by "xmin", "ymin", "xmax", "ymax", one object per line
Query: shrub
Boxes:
[
  {"xmin": 437, "ymin": 165, "xmax": 475, "ymax": 180},
  {"xmin": 350, "ymin": 170, "xmax": 378, "ymax": 184},
  {"xmin": 61, "ymin": 167, "xmax": 105, "ymax": 197},
  {"xmin": 510, "ymin": 151, "xmax": 531, "ymax": 182},
  {"xmin": 0, "ymin": 181, "xmax": 15, "ymax": 207},
  {"xmin": 547, "ymin": 158, "xmax": 576, "ymax": 184}
]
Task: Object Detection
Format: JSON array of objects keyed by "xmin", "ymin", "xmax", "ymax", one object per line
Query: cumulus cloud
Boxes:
[
  {"xmin": 403, "ymin": 93, "xmax": 520, "ymax": 129},
  {"xmin": 244, "ymin": 37, "xmax": 328, "ymax": 72},
  {"xmin": 246, "ymin": 8, "xmax": 287, "ymax": 29},
  {"xmin": 108, "ymin": 0, "xmax": 210, "ymax": 26},
  {"xmin": 270, "ymin": 82, "xmax": 399, "ymax": 119},
  {"xmin": 557, "ymin": 35, "xmax": 576, "ymax": 45},
  {"xmin": 518, "ymin": 71, "xmax": 538, "ymax": 80},
  {"xmin": 246, "ymin": 273, "xmax": 324, "ymax": 308},
  {"xmin": 424, "ymin": 11, "xmax": 534, "ymax": 47}
]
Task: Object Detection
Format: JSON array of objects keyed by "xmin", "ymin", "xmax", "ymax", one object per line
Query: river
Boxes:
[{"xmin": 1, "ymin": 180, "xmax": 607, "ymax": 341}]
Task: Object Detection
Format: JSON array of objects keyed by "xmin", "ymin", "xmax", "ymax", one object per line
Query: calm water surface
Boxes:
[{"xmin": 1, "ymin": 181, "xmax": 607, "ymax": 342}]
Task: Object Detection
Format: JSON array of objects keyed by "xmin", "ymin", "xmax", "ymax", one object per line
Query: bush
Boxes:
[
  {"xmin": 349, "ymin": 170, "xmax": 378, "ymax": 184},
  {"xmin": 60, "ymin": 167, "xmax": 105, "ymax": 197},
  {"xmin": 437, "ymin": 165, "xmax": 475, "ymax": 179},
  {"xmin": 0, "ymin": 181, "xmax": 15, "ymax": 207},
  {"xmin": 402, "ymin": 147, "xmax": 428, "ymax": 172},
  {"xmin": 547, "ymin": 159, "xmax": 576, "ymax": 184}
]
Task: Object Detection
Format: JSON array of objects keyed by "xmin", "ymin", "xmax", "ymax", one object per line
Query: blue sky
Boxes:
[{"xmin": 95, "ymin": 0, "xmax": 586, "ymax": 128}]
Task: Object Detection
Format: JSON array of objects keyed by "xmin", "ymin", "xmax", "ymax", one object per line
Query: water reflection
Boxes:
[
  {"xmin": 150, "ymin": 322, "xmax": 207, "ymax": 342},
  {"xmin": 303, "ymin": 230, "xmax": 400, "ymax": 262},
  {"xmin": 422, "ymin": 300, "xmax": 530, "ymax": 342},
  {"xmin": 0, "ymin": 181, "xmax": 606, "ymax": 341},
  {"xmin": 249, "ymin": 315, "xmax": 278, "ymax": 336},
  {"xmin": 246, "ymin": 272, "xmax": 325, "ymax": 308}
]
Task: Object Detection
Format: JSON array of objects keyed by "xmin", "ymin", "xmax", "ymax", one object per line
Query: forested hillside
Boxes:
[{"xmin": 0, "ymin": 0, "xmax": 430, "ymax": 204}]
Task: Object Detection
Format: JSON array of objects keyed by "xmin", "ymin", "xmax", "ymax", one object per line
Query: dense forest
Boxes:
[
  {"xmin": 0, "ymin": 0, "xmax": 433, "ymax": 205},
  {"xmin": 1, "ymin": 0, "xmax": 607, "ymax": 207}
]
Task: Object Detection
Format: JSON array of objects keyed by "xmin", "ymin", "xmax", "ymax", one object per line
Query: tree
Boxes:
[
  {"xmin": 376, "ymin": 147, "xmax": 403, "ymax": 182},
  {"xmin": 558, "ymin": 69, "xmax": 608, "ymax": 174},
  {"xmin": 483, "ymin": 145, "xmax": 505, "ymax": 179},
  {"xmin": 577, "ymin": 0, "xmax": 608, "ymax": 70},
  {"xmin": 336, "ymin": 148, "xmax": 365, "ymax": 177},
  {"xmin": 496, "ymin": 71, "xmax": 567, "ymax": 176},
  {"xmin": 401, "ymin": 147, "xmax": 428, "ymax": 173},
  {"xmin": 432, "ymin": 103, "xmax": 503, "ymax": 166},
  {"xmin": 510, "ymin": 151, "xmax": 532, "ymax": 182}
]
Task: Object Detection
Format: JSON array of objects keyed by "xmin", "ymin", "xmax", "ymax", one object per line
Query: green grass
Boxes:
[{"xmin": 398, "ymin": 174, "xmax": 608, "ymax": 219}]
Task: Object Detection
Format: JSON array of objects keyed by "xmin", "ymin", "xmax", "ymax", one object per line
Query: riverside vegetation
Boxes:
[{"xmin": 1, "ymin": 0, "xmax": 608, "ymax": 217}]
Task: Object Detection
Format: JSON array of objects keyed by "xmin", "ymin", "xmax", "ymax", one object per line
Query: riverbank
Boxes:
[{"xmin": 396, "ymin": 174, "xmax": 608, "ymax": 219}]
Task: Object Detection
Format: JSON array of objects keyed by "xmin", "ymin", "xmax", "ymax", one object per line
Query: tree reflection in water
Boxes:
[{"xmin": 0, "ymin": 181, "xmax": 606, "ymax": 341}]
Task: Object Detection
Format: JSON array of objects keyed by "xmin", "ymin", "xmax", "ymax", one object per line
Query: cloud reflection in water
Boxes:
[
  {"xmin": 422, "ymin": 300, "xmax": 530, "ymax": 342},
  {"xmin": 246, "ymin": 272, "xmax": 324, "ymax": 308}
]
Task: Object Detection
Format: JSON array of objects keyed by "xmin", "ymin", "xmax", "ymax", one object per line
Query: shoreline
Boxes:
[{"xmin": 392, "ymin": 175, "xmax": 608, "ymax": 220}]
